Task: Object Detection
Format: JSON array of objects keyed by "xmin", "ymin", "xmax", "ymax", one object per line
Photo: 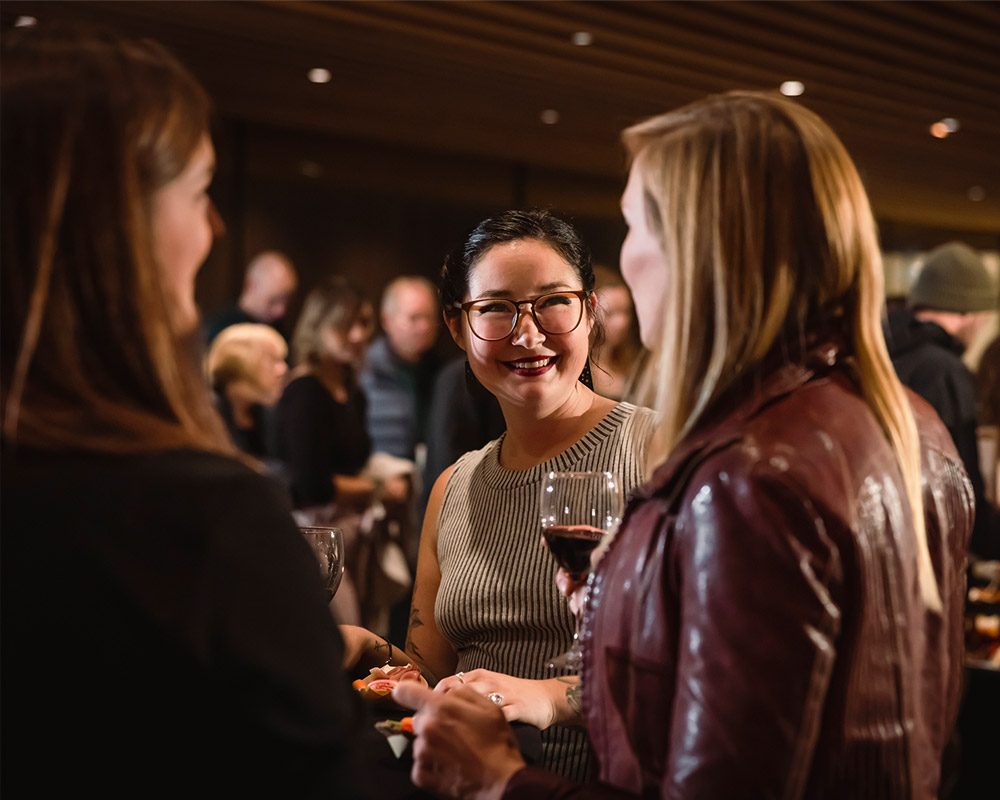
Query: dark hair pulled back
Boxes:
[{"xmin": 440, "ymin": 209, "xmax": 596, "ymax": 312}]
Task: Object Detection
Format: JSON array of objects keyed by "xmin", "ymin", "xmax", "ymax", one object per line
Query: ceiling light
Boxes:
[
  {"xmin": 307, "ymin": 68, "xmax": 332, "ymax": 84},
  {"xmin": 779, "ymin": 81, "xmax": 804, "ymax": 97},
  {"xmin": 14, "ymin": 16, "xmax": 37, "ymax": 27},
  {"xmin": 540, "ymin": 109, "xmax": 560, "ymax": 125},
  {"xmin": 968, "ymin": 186, "xmax": 985, "ymax": 202},
  {"xmin": 571, "ymin": 31, "xmax": 593, "ymax": 46},
  {"xmin": 930, "ymin": 117, "xmax": 960, "ymax": 138}
]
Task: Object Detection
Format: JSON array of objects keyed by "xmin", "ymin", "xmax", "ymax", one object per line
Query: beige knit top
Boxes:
[{"xmin": 434, "ymin": 402, "xmax": 656, "ymax": 779}]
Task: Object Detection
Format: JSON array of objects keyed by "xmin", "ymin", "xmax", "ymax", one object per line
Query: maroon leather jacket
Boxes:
[{"xmin": 506, "ymin": 334, "xmax": 972, "ymax": 800}]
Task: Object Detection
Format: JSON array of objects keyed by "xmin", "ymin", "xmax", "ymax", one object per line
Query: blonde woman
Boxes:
[
  {"xmin": 395, "ymin": 92, "xmax": 974, "ymax": 800},
  {"xmin": 207, "ymin": 323, "xmax": 288, "ymax": 458}
]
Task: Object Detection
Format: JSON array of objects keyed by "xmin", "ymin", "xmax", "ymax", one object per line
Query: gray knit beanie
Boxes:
[{"xmin": 909, "ymin": 242, "xmax": 998, "ymax": 313}]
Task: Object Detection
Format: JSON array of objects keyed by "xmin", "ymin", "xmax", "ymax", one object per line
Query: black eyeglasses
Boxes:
[{"xmin": 454, "ymin": 290, "xmax": 589, "ymax": 341}]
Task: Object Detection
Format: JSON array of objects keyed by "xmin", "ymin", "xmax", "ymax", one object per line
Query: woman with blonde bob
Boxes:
[
  {"xmin": 394, "ymin": 92, "xmax": 973, "ymax": 800},
  {"xmin": 207, "ymin": 322, "xmax": 288, "ymax": 457},
  {"xmin": 2, "ymin": 24, "xmax": 368, "ymax": 798}
]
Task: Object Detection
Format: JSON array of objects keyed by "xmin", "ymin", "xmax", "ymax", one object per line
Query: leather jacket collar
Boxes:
[{"xmin": 635, "ymin": 327, "xmax": 851, "ymax": 510}]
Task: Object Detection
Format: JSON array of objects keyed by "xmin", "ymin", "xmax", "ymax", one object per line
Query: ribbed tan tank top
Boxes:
[{"xmin": 435, "ymin": 402, "xmax": 656, "ymax": 779}]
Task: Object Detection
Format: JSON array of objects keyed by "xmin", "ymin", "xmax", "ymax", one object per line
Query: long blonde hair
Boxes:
[
  {"xmin": 624, "ymin": 91, "xmax": 940, "ymax": 610},
  {"xmin": 1, "ymin": 24, "xmax": 232, "ymax": 454}
]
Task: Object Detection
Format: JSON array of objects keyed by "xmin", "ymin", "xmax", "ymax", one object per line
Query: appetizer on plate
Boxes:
[
  {"xmin": 375, "ymin": 717, "xmax": 415, "ymax": 759},
  {"xmin": 352, "ymin": 663, "xmax": 427, "ymax": 701}
]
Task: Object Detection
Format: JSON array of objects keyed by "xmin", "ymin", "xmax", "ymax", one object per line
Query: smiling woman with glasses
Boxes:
[{"xmin": 340, "ymin": 208, "xmax": 657, "ymax": 780}]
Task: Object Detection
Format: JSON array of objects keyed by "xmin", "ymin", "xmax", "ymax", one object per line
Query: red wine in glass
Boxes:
[
  {"xmin": 542, "ymin": 524, "xmax": 608, "ymax": 577},
  {"xmin": 540, "ymin": 471, "xmax": 623, "ymax": 671}
]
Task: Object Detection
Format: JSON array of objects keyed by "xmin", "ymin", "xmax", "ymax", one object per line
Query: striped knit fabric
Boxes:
[{"xmin": 434, "ymin": 402, "xmax": 656, "ymax": 779}]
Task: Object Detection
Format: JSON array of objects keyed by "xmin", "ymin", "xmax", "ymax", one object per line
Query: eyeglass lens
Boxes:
[{"xmin": 468, "ymin": 292, "xmax": 583, "ymax": 340}]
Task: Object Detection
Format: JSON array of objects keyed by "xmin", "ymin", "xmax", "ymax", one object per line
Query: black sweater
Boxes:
[
  {"xmin": 274, "ymin": 374, "xmax": 371, "ymax": 509},
  {"xmin": 886, "ymin": 307, "xmax": 1000, "ymax": 558},
  {"xmin": 1, "ymin": 445, "xmax": 375, "ymax": 798}
]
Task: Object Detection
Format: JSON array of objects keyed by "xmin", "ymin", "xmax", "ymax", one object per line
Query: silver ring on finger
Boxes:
[
  {"xmin": 456, "ymin": 672, "xmax": 465, "ymax": 684},
  {"xmin": 488, "ymin": 692, "xmax": 504, "ymax": 706}
]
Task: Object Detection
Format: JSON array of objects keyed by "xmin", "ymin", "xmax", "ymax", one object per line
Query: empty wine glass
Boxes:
[
  {"xmin": 299, "ymin": 526, "xmax": 344, "ymax": 601},
  {"xmin": 540, "ymin": 471, "xmax": 623, "ymax": 670}
]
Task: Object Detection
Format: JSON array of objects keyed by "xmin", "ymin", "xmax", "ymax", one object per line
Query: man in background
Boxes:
[
  {"xmin": 205, "ymin": 250, "xmax": 299, "ymax": 344},
  {"xmin": 361, "ymin": 275, "xmax": 442, "ymax": 645},
  {"xmin": 361, "ymin": 275, "xmax": 441, "ymax": 464},
  {"xmin": 885, "ymin": 241, "xmax": 999, "ymax": 558}
]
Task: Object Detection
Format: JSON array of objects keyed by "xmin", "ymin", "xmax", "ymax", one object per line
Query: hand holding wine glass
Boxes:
[{"xmin": 540, "ymin": 471, "xmax": 623, "ymax": 670}]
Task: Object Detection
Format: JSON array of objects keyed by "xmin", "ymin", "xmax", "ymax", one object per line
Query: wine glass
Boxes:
[
  {"xmin": 299, "ymin": 526, "xmax": 345, "ymax": 601},
  {"xmin": 540, "ymin": 471, "xmax": 623, "ymax": 671}
]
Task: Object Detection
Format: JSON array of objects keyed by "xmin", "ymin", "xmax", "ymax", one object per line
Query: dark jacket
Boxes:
[
  {"xmin": 507, "ymin": 333, "xmax": 972, "ymax": 800},
  {"xmin": 422, "ymin": 356, "xmax": 505, "ymax": 511},
  {"xmin": 886, "ymin": 307, "xmax": 999, "ymax": 558},
  {"xmin": 215, "ymin": 388, "xmax": 271, "ymax": 458}
]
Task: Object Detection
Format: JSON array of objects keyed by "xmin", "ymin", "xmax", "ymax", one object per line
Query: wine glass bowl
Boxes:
[
  {"xmin": 539, "ymin": 471, "xmax": 623, "ymax": 669},
  {"xmin": 541, "ymin": 471, "xmax": 623, "ymax": 576},
  {"xmin": 298, "ymin": 526, "xmax": 345, "ymax": 600}
]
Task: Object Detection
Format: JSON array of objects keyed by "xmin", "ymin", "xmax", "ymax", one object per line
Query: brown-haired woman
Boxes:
[
  {"xmin": 2, "ymin": 24, "xmax": 369, "ymax": 798},
  {"xmin": 274, "ymin": 276, "xmax": 409, "ymax": 625},
  {"xmin": 394, "ymin": 92, "xmax": 973, "ymax": 800}
]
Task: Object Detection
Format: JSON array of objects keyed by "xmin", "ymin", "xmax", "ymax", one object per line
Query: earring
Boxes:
[{"xmin": 578, "ymin": 359, "xmax": 594, "ymax": 390}]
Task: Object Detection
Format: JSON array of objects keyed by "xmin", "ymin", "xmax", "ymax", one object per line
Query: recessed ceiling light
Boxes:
[
  {"xmin": 540, "ymin": 109, "xmax": 560, "ymax": 125},
  {"xmin": 307, "ymin": 68, "xmax": 332, "ymax": 84},
  {"xmin": 14, "ymin": 16, "xmax": 37, "ymax": 27},
  {"xmin": 930, "ymin": 121, "xmax": 950, "ymax": 139},
  {"xmin": 779, "ymin": 81, "xmax": 805, "ymax": 97},
  {"xmin": 968, "ymin": 186, "xmax": 985, "ymax": 202},
  {"xmin": 571, "ymin": 31, "xmax": 593, "ymax": 46},
  {"xmin": 930, "ymin": 117, "xmax": 960, "ymax": 138}
]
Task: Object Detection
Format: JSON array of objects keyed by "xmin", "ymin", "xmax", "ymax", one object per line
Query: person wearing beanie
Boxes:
[{"xmin": 885, "ymin": 241, "xmax": 1000, "ymax": 558}]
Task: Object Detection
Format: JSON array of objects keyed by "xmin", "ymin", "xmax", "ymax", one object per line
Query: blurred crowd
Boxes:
[{"xmin": 201, "ymin": 245, "xmax": 649, "ymax": 639}]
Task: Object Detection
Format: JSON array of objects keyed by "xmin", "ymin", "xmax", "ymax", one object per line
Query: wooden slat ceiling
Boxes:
[{"xmin": 3, "ymin": 0, "xmax": 999, "ymax": 233}]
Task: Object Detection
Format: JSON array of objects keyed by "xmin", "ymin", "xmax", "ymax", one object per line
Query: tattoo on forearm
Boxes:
[
  {"xmin": 405, "ymin": 605, "xmax": 425, "ymax": 657},
  {"xmin": 557, "ymin": 677, "xmax": 582, "ymax": 715},
  {"xmin": 373, "ymin": 637, "xmax": 393, "ymax": 664}
]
